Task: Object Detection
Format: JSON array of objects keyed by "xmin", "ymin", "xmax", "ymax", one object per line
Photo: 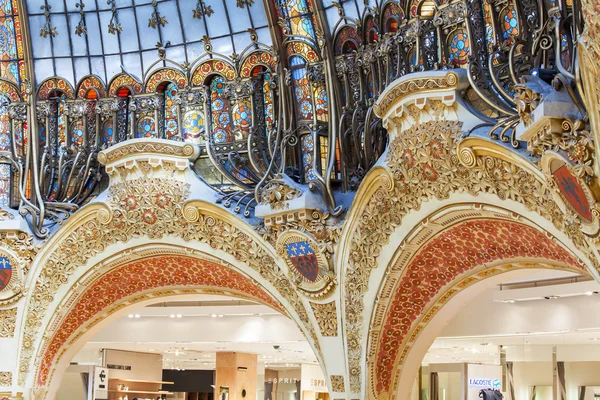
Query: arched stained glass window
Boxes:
[
  {"xmin": 0, "ymin": 0, "xmax": 25, "ymax": 88},
  {"xmin": 57, "ymin": 97, "xmax": 67, "ymax": 154},
  {"xmin": 290, "ymin": 55, "xmax": 313, "ymax": 121},
  {"xmin": 210, "ymin": 76, "xmax": 232, "ymax": 144},
  {"xmin": 274, "ymin": 0, "xmax": 318, "ymax": 40},
  {"xmin": 364, "ymin": 15, "xmax": 379, "ymax": 43},
  {"xmin": 383, "ymin": 3, "xmax": 404, "ymax": 33},
  {"xmin": 164, "ymin": 83, "xmax": 178, "ymax": 140}
]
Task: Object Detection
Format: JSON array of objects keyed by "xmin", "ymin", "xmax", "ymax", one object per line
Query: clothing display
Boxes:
[{"xmin": 479, "ymin": 389, "xmax": 503, "ymax": 400}]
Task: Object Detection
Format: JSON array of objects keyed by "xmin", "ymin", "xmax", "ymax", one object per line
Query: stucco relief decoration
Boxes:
[
  {"xmin": 21, "ymin": 171, "xmax": 321, "ymax": 388},
  {"xmin": 345, "ymin": 116, "xmax": 596, "ymax": 393},
  {"xmin": 277, "ymin": 231, "xmax": 336, "ymax": 298},
  {"xmin": 0, "ymin": 308, "xmax": 17, "ymax": 338},
  {"xmin": 259, "ymin": 176, "xmax": 302, "ymax": 211},
  {"xmin": 310, "ymin": 301, "xmax": 338, "ymax": 336},
  {"xmin": 330, "ymin": 375, "xmax": 345, "ymax": 392},
  {"xmin": 0, "ymin": 372, "xmax": 11, "ymax": 387}
]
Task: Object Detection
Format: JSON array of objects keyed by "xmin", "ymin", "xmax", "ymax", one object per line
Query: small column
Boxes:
[{"xmin": 215, "ymin": 352, "xmax": 258, "ymax": 400}]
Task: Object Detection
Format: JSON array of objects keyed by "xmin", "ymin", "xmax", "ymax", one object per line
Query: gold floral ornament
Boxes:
[
  {"xmin": 310, "ymin": 301, "xmax": 338, "ymax": 337},
  {"xmin": 259, "ymin": 175, "xmax": 302, "ymax": 211},
  {"xmin": 0, "ymin": 308, "xmax": 17, "ymax": 338},
  {"xmin": 276, "ymin": 231, "xmax": 336, "ymax": 298},
  {"xmin": 0, "ymin": 371, "xmax": 12, "ymax": 387},
  {"xmin": 514, "ymin": 83, "xmax": 542, "ymax": 127}
]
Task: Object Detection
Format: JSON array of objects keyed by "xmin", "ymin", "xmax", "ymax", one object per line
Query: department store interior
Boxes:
[{"xmin": 0, "ymin": 0, "xmax": 598, "ymax": 398}]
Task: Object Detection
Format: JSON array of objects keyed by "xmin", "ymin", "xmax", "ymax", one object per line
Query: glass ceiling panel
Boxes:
[
  {"xmin": 26, "ymin": 0, "xmax": 273, "ymax": 87},
  {"xmin": 321, "ymin": 0, "xmax": 365, "ymax": 32}
]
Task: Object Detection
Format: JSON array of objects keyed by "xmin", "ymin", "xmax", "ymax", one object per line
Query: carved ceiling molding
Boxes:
[
  {"xmin": 367, "ymin": 208, "xmax": 584, "ymax": 399},
  {"xmin": 35, "ymin": 254, "xmax": 284, "ymax": 398},
  {"xmin": 19, "ymin": 173, "xmax": 321, "ymax": 391},
  {"xmin": 0, "ymin": 372, "xmax": 11, "ymax": 387},
  {"xmin": 341, "ymin": 116, "xmax": 597, "ymax": 395}
]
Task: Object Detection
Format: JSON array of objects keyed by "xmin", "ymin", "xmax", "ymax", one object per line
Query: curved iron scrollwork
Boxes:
[{"xmin": 0, "ymin": 0, "xmax": 588, "ymax": 238}]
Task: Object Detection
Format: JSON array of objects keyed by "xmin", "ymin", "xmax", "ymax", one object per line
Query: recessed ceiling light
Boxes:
[
  {"xmin": 502, "ymin": 299, "xmax": 516, "ymax": 304},
  {"xmin": 218, "ymin": 314, "xmax": 224, "ymax": 318},
  {"xmin": 585, "ymin": 291, "xmax": 594, "ymax": 296},
  {"xmin": 128, "ymin": 314, "xmax": 134, "ymax": 318},
  {"xmin": 170, "ymin": 314, "xmax": 175, "ymax": 318},
  {"xmin": 134, "ymin": 314, "xmax": 140, "ymax": 318},
  {"xmin": 176, "ymin": 314, "xmax": 182, "ymax": 318},
  {"xmin": 211, "ymin": 314, "xmax": 217, "ymax": 318},
  {"xmin": 591, "ymin": 338, "xmax": 600, "ymax": 341}
]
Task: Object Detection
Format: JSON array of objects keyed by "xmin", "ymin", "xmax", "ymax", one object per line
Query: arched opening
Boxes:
[
  {"xmin": 37, "ymin": 253, "xmax": 325, "ymax": 400},
  {"xmin": 366, "ymin": 210, "xmax": 590, "ymax": 400}
]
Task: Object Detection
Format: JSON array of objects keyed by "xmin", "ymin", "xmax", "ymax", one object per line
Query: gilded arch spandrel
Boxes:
[
  {"xmin": 17, "ymin": 153, "xmax": 323, "ymax": 396},
  {"xmin": 337, "ymin": 71, "xmax": 600, "ymax": 397}
]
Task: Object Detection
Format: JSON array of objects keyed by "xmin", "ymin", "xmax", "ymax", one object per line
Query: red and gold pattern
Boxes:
[
  {"xmin": 240, "ymin": 51, "xmax": 277, "ymax": 78},
  {"xmin": 192, "ymin": 60, "xmax": 236, "ymax": 85},
  {"xmin": 145, "ymin": 68, "xmax": 188, "ymax": 93},
  {"xmin": 76, "ymin": 75, "xmax": 107, "ymax": 99},
  {"xmin": 0, "ymin": 80, "xmax": 21, "ymax": 102},
  {"xmin": 37, "ymin": 255, "xmax": 282, "ymax": 387},
  {"xmin": 108, "ymin": 73, "xmax": 143, "ymax": 96},
  {"xmin": 37, "ymin": 78, "xmax": 75, "ymax": 100},
  {"xmin": 286, "ymin": 41, "xmax": 319, "ymax": 62},
  {"xmin": 374, "ymin": 219, "xmax": 581, "ymax": 395}
]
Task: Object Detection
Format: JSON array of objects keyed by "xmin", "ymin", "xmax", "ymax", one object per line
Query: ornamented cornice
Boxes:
[
  {"xmin": 97, "ymin": 139, "xmax": 198, "ymax": 165},
  {"xmin": 259, "ymin": 177, "xmax": 302, "ymax": 211},
  {"xmin": 373, "ymin": 71, "xmax": 460, "ymax": 118}
]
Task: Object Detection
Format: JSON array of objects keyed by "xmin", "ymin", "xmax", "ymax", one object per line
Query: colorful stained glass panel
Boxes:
[
  {"xmin": 0, "ymin": 163, "xmax": 10, "ymax": 206},
  {"xmin": 164, "ymin": 83, "xmax": 178, "ymax": 140},
  {"xmin": 182, "ymin": 110, "xmax": 205, "ymax": 144},
  {"xmin": 71, "ymin": 120, "xmax": 84, "ymax": 148},
  {"xmin": 102, "ymin": 120, "xmax": 113, "ymax": 144},
  {"xmin": 502, "ymin": 9, "xmax": 519, "ymax": 41},
  {"xmin": 448, "ymin": 30, "xmax": 470, "ymax": 66},
  {"xmin": 210, "ymin": 76, "xmax": 232, "ymax": 144},
  {"xmin": 137, "ymin": 117, "xmax": 156, "ymax": 138}
]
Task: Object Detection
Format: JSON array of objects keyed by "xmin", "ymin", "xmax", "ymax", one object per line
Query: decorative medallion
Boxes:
[
  {"xmin": 552, "ymin": 163, "xmax": 592, "ymax": 221},
  {"xmin": 277, "ymin": 231, "xmax": 335, "ymax": 298},
  {"xmin": 0, "ymin": 251, "xmax": 23, "ymax": 305}
]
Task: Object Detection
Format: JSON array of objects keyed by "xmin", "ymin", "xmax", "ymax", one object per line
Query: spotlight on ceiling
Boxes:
[
  {"xmin": 585, "ymin": 291, "xmax": 594, "ymax": 296},
  {"xmin": 502, "ymin": 299, "xmax": 516, "ymax": 304},
  {"xmin": 170, "ymin": 314, "xmax": 175, "ymax": 318},
  {"xmin": 211, "ymin": 314, "xmax": 217, "ymax": 318},
  {"xmin": 176, "ymin": 314, "xmax": 182, "ymax": 318},
  {"xmin": 128, "ymin": 314, "xmax": 134, "ymax": 318},
  {"xmin": 544, "ymin": 295, "xmax": 560, "ymax": 300},
  {"xmin": 134, "ymin": 314, "xmax": 141, "ymax": 318}
]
